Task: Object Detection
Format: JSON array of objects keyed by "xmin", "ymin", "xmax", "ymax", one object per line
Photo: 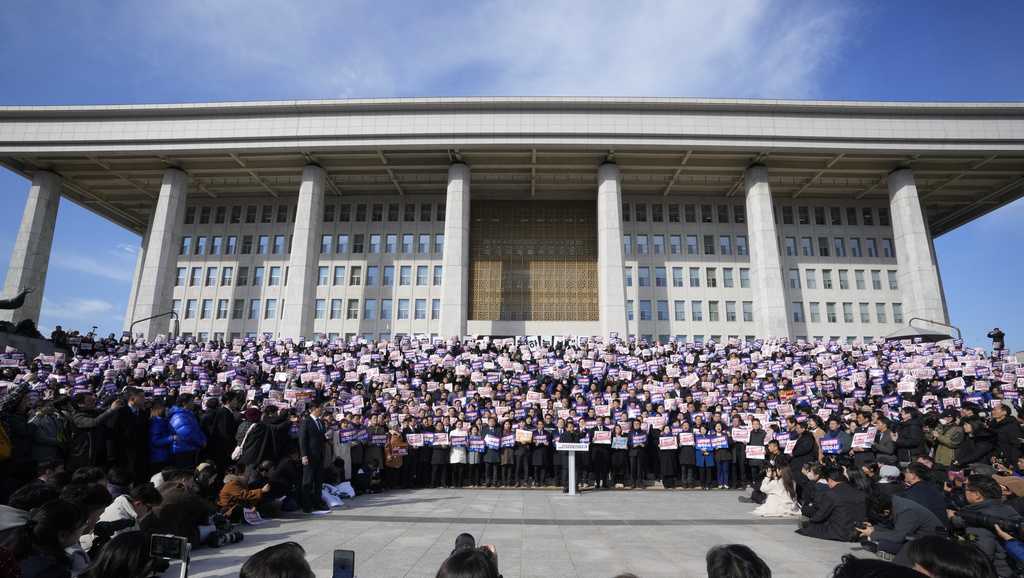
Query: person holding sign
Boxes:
[
  {"xmin": 628, "ymin": 419, "xmax": 647, "ymax": 489},
  {"xmin": 746, "ymin": 419, "xmax": 768, "ymax": 488},
  {"xmin": 481, "ymin": 417, "xmax": 501, "ymax": 487},
  {"xmin": 467, "ymin": 424, "xmax": 483, "ymax": 487},
  {"xmin": 590, "ymin": 422, "xmax": 612, "ymax": 490},
  {"xmin": 513, "ymin": 427, "xmax": 532, "ymax": 487},
  {"xmin": 610, "ymin": 425, "xmax": 629, "ymax": 487},
  {"xmin": 712, "ymin": 422, "xmax": 733, "ymax": 489},
  {"xmin": 530, "ymin": 422, "xmax": 548, "ymax": 488},
  {"xmin": 431, "ymin": 423, "xmax": 450, "ymax": 488},
  {"xmin": 499, "ymin": 421, "xmax": 515, "ymax": 487},
  {"xmin": 695, "ymin": 424, "xmax": 716, "ymax": 490},
  {"xmin": 449, "ymin": 424, "xmax": 468, "ymax": 489},
  {"xmin": 384, "ymin": 431, "xmax": 408, "ymax": 490},
  {"xmin": 657, "ymin": 426, "xmax": 679, "ymax": 489},
  {"xmin": 820, "ymin": 418, "xmax": 852, "ymax": 466},
  {"xmin": 677, "ymin": 420, "xmax": 697, "ymax": 489}
]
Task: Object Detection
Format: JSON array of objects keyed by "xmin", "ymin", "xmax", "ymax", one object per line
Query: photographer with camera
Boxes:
[
  {"xmin": 856, "ymin": 491, "xmax": 945, "ymax": 562},
  {"xmin": 948, "ymin": 475, "xmax": 1022, "ymax": 578}
]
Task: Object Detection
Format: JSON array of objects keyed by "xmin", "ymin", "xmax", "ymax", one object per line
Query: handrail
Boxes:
[
  {"xmin": 908, "ymin": 317, "xmax": 962, "ymax": 340},
  {"xmin": 129, "ymin": 311, "xmax": 179, "ymax": 340}
]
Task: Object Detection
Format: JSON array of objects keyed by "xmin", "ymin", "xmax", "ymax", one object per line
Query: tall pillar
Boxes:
[
  {"xmin": 133, "ymin": 168, "xmax": 188, "ymax": 340},
  {"xmin": 597, "ymin": 162, "xmax": 628, "ymax": 339},
  {"xmin": 887, "ymin": 168, "xmax": 948, "ymax": 323},
  {"xmin": 282, "ymin": 165, "xmax": 325, "ymax": 339},
  {"xmin": 439, "ymin": 163, "xmax": 470, "ymax": 338},
  {"xmin": 1, "ymin": 171, "xmax": 62, "ymax": 325},
  {"xmin": 744, "ymin": 164, "xmax": 789, "ymax": 338},
  {"xmin": 122, "ymin": 215, "xmax": 153, "ymax": 333}
]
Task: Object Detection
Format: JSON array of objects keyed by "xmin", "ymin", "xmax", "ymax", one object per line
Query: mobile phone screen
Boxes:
[{"xmin": 333, "ymin": 549, "xmax": 355, "ymax": 578}]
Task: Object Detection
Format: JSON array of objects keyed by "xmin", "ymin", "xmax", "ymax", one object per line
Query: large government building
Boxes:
[{"xmin": 1, "ymin": 97, "xmax": 1022, "ymax": 343}]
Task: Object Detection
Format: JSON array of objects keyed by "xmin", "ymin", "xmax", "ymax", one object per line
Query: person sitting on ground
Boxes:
[
  {"xmin": 830, "ymin": 554, "xmax": 927, "ymax": 578},
  {"xmin": 856, "ymin": 491, "xmax": 945, "ymax": 563},
  {"xmin": 86, "ymin": 483, "xmax": 163, "ymax": 555},
  {"xmin": 0, "ymin": 484, "xmax": 60, "ymax": 546},
  {"xmin": 80, "ymin": 531, "xmax": 165, "ymax": 578},
  {"xmin": 796, "ymin": 469, "xmax": 867, "ymax": 542},
  {"xmin": 6, "ymin": 499, "xmax": 88, "ymax": 578},
  {"xmin": 218, "ymin": 465, "xmax": 272, "ymax": 523},
  {"xmin": 436, "ymin": 545, "xmax": 501, "ymax": 578},
  {"xmin": 900, "ymin": 463, "xmax": 948, "ymax": 524},
  {"xmin": 752, "ymin": 463, "xmax": 800, "ymax": 518},
  {"xmin": 59, "ymin": 483, "xmax": 114, "ymax": 575},
  {"xmin": 239, "ymin": 542, "xmax": 315, "ymax": 578},
  {"xmin": 947, "ymin": 475, "xmax": 1022, "ymax": 578},
  {"xmin": 905, "ymin": 535, "xmax": 997, "ymax": 578},
  {"xmin": 706, "ymin": 544, "xmax": 772, "ymax": 578}
]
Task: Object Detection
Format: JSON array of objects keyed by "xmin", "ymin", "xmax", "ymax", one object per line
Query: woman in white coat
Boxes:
[{"xmin": 752, "ymin": 463, "xmax": 801, "ymax": 518}]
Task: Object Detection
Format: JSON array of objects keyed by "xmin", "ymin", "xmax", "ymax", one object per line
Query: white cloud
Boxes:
[
  {"xmin": 51, "ymin": 249, "xmax": 136, "ymax": 283},
  {"xmin": 130, "ymin": 0, "xmax": 852, "ymax": 100},
  {"xmin": 41, "ymin": 297, "xmax": 117, "ymax": 323}
]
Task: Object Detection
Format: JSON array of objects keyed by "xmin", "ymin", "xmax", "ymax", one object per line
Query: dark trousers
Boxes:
[
  {"xmin": 628, "ymin": 454, "xmax": 644, "ymax": 487},
  {"xmin": 301, "ymin": 461, "xmax": 324, "ymax": 512},
  {"xmin": 172, "ymin": 451, "xmax": 198, "ymax": 469},
  {"xmin": 485, "ymin": 463, "xmax": 499, "ymax": 485},
  {"xmin": 431, "ymin": 463, "xmax": 448, "ymax": 487},
  {"xmin": 514, "ymin": 457, "xmax": 529, "ymax": 484}
]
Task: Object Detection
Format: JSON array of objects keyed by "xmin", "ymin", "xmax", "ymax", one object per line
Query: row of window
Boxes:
[
  {"xmin": 787, "ymin": 268, "xmax": 897, "ymax": 291},
  {"xmin": 637, "ymin": 335, "xmax": 879, "ymax": 346},
  {"xmin": 626, "ymin": 300, "xmax": 754, "ymax": 323},
  {"xmin": 783, "ymin": 236, "xmax": 894, "ymax": 259},
  {"xmin": 320, "ymin": 233, "xmax": 443, "ymax": 256},
  {"xmin": 621, "ymin": 202, "xmax": 889, "ymax": 228},
  {"xmin": 172, "ymin": 296, "xmax": 442, "ymax": 321},
  {"xmin": 790, "ymin": 302, "xmax": 904, "ymax": 325},
  {"xmin": 624, "ymin": 234, "xmax": 749, "ymax": 257},
  {"xmin": 183, "ymin": 201, "xmax": 446, "ymax": 226},
  {"xmin": 181, "ymin": 332, "xmax": 435, "ymax": 342},
  {"xmin": 779, "ymin": 205, "xmax": 889, "ymax": 228},
  {"xmin": 175, "ymin": 264, "xmax": 445, "ymax": 289},
  {"xmin": 626, "ymin": 266, "xmax": 751, "ymax": 289}
]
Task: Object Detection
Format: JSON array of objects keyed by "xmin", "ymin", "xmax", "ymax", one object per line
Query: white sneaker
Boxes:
[{"xmin": 311, "ymin": 509, "xmax": 332, "ymax": 515}]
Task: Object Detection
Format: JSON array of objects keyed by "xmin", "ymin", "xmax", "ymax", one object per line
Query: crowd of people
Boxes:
[{"xmin": 0, "ymin": 327, "xmax": 1021, "ymax": 576}]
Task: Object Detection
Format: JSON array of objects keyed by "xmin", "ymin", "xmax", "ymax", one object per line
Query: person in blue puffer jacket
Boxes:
[
  {"xmin": 149, "ymin": 399, "xmax": 175, "ymax": 474},
  {"xmin": 168, "ymin": 395, "xmax": 207, "ymax": 468}
]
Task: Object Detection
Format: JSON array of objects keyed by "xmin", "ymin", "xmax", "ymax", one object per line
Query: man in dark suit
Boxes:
[
  {"xmin": 559, "ymin": 421, "xmax": 581, "ymax": 493},
  {"xmin": 299, "ymin": 402, "xmax": 329, "ymax": 514},
  {"xmin": 796, "ymin": 469, "xmax": 867, "ymax": 542},
  {"xmin": 112, "ymin": 387, "xmax": 150, "ymax": 483},
  {"xmin": 899, "ymin": 463, "xmax": 948, "ymax": 524},
  {"xmin": 788, "ymin": 419, "xmax": 818, "ymax": 501}
]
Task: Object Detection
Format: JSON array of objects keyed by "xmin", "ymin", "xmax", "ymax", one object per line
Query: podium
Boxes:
[{"xmin": 556, "ymin": 442, "xmax": 590, "ymax": 496}]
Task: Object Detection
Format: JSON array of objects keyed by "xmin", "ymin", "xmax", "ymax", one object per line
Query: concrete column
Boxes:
[
  {"xmin": 744, "ymin": 165, "xmax": 789, "ymax": 338},
  {"xmin": 887, "ymin": 168, "xmax": 948, "ymax": 323},
  {"xmin": 0, "ymin": 171, "xmax": 62, "ymax": 325},
  {"xmin": 281, "ymin": 165, "xmax": 326, "ymax": 339},
  {"xmin": 597, "ymin": 162, "xmax": 628, "ymax": 339},
  {"xmin": 439, "ymin": 163, "xmax": 470, "ymax": 338},
  {"xmin": 133, "ymin": 168, "xmax": 188, "ymax": 340},
  {"xmin": 122, "ymin": 215, "xmax": 153, "ymax": 333}
]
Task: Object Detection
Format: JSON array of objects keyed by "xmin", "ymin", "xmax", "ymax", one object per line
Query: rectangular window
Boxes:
[
  {"xmin": 882, "ymin": 238, "xmax": 894, "ymax": 258},
  {"xmin": 718, "ymin": 204, "xmax": 730, "ymax": 223},
  {"xmin": 324, "ymin": 204, "xmax": 336, "ymax": 222},
  {"xmin": 210, "ymin": 236, "xmax": 222, "ymax": 255},
  {"xmin": 401, "ymin": 234, "xmax": 413, "ymax": 254},
  {"xmin": 384, "ymin": 234, "xmax": 397, "ymax": 254},
  {"xmin": 336, "ymin": 234, "xmax": 349, "ymax": 254},
  {"xmin": 739, "ymin": 268, "xmax": 750, "ymax": 288},
  {"xmin": 229, "ymin": 206, "xmax": 241, "ymax": 224},
  {"xmin": 785, "ymin": 237, "xmax": 797, "ymax": 257},
  {"xmin": 237, "ymin": 266, "xmax": 249, "ymax": 286},
  {"xmin": 726, "ymin": 300, "xmax": 737, "ymax": 322},
  {"xmin": 656, "ymin": 300, "xmax": 669, "ymax": 321},
  {"xmin": 638, "ymin": 267, "xmax": 650, "ymax": 287},
  {"xmin": 639, "ymin": 300, "xmax": 652, "ymax": 321},
  {"xmin": 859, "ymin": 302, "xmax": 870, "ymax": 323},
  {"xmin": 623, "ymin": 204, "xmax": 633, "ymax": 223},
  {"xmin": 684, "ymin": 204, "xmax": 696, "ymax": 223},
  {"xmin": 330, "ymin": 299, "xmax": 343, "ymax": 319},
  {"xmin": 276, "ymin": 205, "xmax": 288, "ymax": 223},
  {"xmin": 834, "ymin": 238, "xmax": 846, "ymax": 257},
  {"xmin": 195, "ymin": 236, "xmax": 207, "ymax": 255},
  {"xmin": 652, "ymin": 235, "xmax": 665, "ymax": 255},
  {"xmin": 703, "ymin": 235, "xmax": 715, "ymax": 255},
  {"xmin": 798, "ymin": 206, "xmax": 810, "ymax": 225},
  {"xmin": 175, "ymin": 267, "xmax": 186, "ymax": 286},
  {"xmin": 264, "ymin": 299, "xmax": 277, "ymax": 320},
  {"xmin": 691, "ymin": 301, "xmax": 703, "ymax": 321},
  {"xmin": 788, "ymin": 269, "xmax": 801, "ymax": 289},
  {"xmin": 199, "ymin": 206, "xmax": 211, "ymax": 224},
  {"xmin": 850, "ymin": 237, "xmax": 862, "ymax": 257},
  {"xmin": 355, "ymin": 204, "xmax": 367, "ymax": 222},
  {"xmin": 892, "ymin": 303, "xmax": 904, "ymax": 324},
  {"xmin": 668, "ymin": 204, "xmax": 680, "ymax": 223},
  {"xmin": 625, "ymin": 266, "xmax": 633, "ymax": 287},
  {"xmin": 670, "ymin": 235, "xmax": 682, "ymax": 255},
  {"xmin": 225, "ymin": 236, "xmax": 237, "ymax": 255},
  {"xmin": 189, "ymin": 267, "xmax": 201, "ymax": 286},
  {"xmin": 636, "ymin": 235, "xmax": 648, "ymax": 256},
  {"xmin": 686, "ymin": 235, "xmax": 698, "ymax": 255},
  {"xmin": 689, "ymin": 267, "xmax": 700, "ymax": 287},
  {"xmin": 431, "ymin": 299, "xmax": 441, "ymax": 320},
  {"xmin": 220, "ymin": 266, "xmax": 233, "ymax": 286},
  {"xmin": 672, "ymin": 267, "xmax": 684, "ymax": 288},
  {"xmin": 366, "ymin": 266, "xmax": 379, "ymax": 287},
  {"xmin": 674, "ymin": 300, "xmax": 686, "ymax": 321},
  {"xmin": 626, "ymin": 300, "xmax": 634, "ymax": 321},
  {"xmin": 822, "ymin": 269, "xmax": 833, "ymax": 289},
  {"xmin": 839, "ymin": 269, "xmax": 849, "ymax": 290},
  {"xmin": 314, "ymin": 299, "xmax": 326, "ymax": 320},
  {"xmin": 843, "ymin": 302, "xmax": 854, "ymax": 323},
  {"xmin": 232, "ymin": 299, "xmax": 243, "ymax": 320},
  {"xmin": 701, "ymin": 204, "xmax": 714, "ymax": 223},
  {"xmin": 260, "ymin": 205, "xmax": 272, "ymax": 224},
  {"xmin": 184, "ymin": 207, "xmax": 196, "ymax": 224},
  {"xmin": 875, "ymin": 303, "xmax": 887, "ymax": 323},
  {"xmin": 371, "ymin": 203, "xmax": 383, "ymax": 222},
  {"xmin": 414, "ymin": 299, "xmax": 427, "ymax": 319},
  {"xmin": 184, "ymin": 299, "xmax": 197, "ymax": 319},
  {"xmin": 274, "ymin": 235, "xmax": 286, "ymax": 255},
  {"xmin": 871, "ymin": 270, "xmax": 882, "ymax": 290},
  {"xmin": 723, "ymin": 268, "xmax": 734, "ymax": 288},
  {"xmin": 404, "ymin": 203, "xmax": 416, "ymax": 222},
  {"xmin": 830, "ymin": 207, "xmax": 842, "ymax": 226},
  {"xmin": 369, "ymin": 234, "xmax": 381, "ymax": 254},
  {"xmin": 805, "ymin": 269, "xmax": 817, "ymax": 289},
  {"xmin": 719, "ymin": 235, "xmax": 732, "ymax": 255},
  {"xmin": 742, "ymin": 301, "xmax": 753, "ymax": 322},
  {"xmin": 800, "ymin": 237, "xmax": 813, "ymax": 257},
  {"xmin": 862, "ymin": 207, "xmax": 874, "ymax": 226},
  {"xmin": 826, "ymin": 302, "xmax": 837, "ymax": 323},
  {"xmin": 623, "ymin": 235, "xmax": 632, "ymax": 256},
  {"xmin": 400, "ymin": 266, "xmax": 411, "ymax": 285},
  {"xmin": 782, "ymin": 206, "xmax": 794, "ymax": 225},
  {"xmin": 241, "ymin": 235, "xmax": 253, "ymax": 255},
  {"xmin": 268, "ymin": 266, "xmax": 281, "ymax": 286},
  {"xmin": 866, "ymin": 238, "xmax": 878, "ymax": 258},
  {"xmin": 381, "ymin": 299, "xmax": 392, "ymax": 320},
  {"xmin": 245, "ymin": 205, "xmax": 257, "ymax": 224},
  {"xmin": 434, "ymin": 234, "xmax": 444, "ymax": 254},
  {"xmin": 635, "ymin": 203, "xmax": 647, "ymax": 222},
  {"xmin": 205, "ymin": 267, "xmax": 217, "ymax": 287},
  {"xmin": 818, "ymin": 237, "xmax": 830, "ymax": 257},
  {"xmin": 417, "ymin": 234, "xmax": 430, "ymax": 254},
  {"xmin": 352, "ymin": 234, "xmax": 364, "ymax": 253},
  {"xmin": 247, "ymin": 299, "xmax": 260, "ymax": 320},
  {"xmin": 736, "ymin": 235, "xmax": 748, "ymax": 256},
  {"xmin": 655, "ymin": 267, "xmax": 666, "ymax": 288},
  {"xmin": 792, "ymin": 302, "xmax": 805, "ymax": 323},
  {"xmin": 333, "ymin": 266, "xmax": 346, "ymax": 286},
  {"xmin": 652, "ymin": 203, "xmax": 664, "ymax": 222},
  {"xmin": 814, "ymin": 206, "xmax": 826, "ymax": 226},
  {"xmin": 363, "ymin": 299, "xmax": 378, "ymax": 320},
  {"xmin": 420, "ymin": 203, "xmax": 432, "ymax": 222},
  {"xmin": 416, "ymin": 266, "xmax": 428, "ymax": 286},
  {"xmin": 846, "ymin": 207, "xmax": 858, "ymax": 226},
  {"xmin": 317, "ymin": 266, "xmax": 329, "ymax": 286},
  {"xmin": 878, "ymin": 207, "xmax": 890, "ymax": 226},
  {"xmin": 257, "ymin": 235, "xmax": 269, "ymax": 255},
  {"xmin": 350, "ymin": 266, "xmax": 362, "ymax": 286},
  {"xmin": 809, "ymin": 302, "xmax": 821, "ymax": 323},
  {"xmin": 887, "ymin": 270, "xmax": 898, "ymax": 290},
  {"xmin": 387, "ymin": 203, "xmax": 399, "ymax": 221},
  {"xmin": 855, "ymin": 269, "xmax": 866, "ymax": 290},
  {"xmin": 383, "ymin": 266, "xmax": 395, "ymax": 287},
  {"xmin": 706, "ymin": 267, "xmax": 717, "ymax": 288},
  {"xmin": 397, "ymin": 300, "xmax": 409, "ymax": 320},
  {"xmin": 347, "ymin": 299, "xmax": 359, "ymax": 320}
]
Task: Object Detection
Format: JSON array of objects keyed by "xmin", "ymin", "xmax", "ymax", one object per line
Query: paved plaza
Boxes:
[{"xmin": 190, "ymin": 488, "xmax": 862, "ymax": 578}]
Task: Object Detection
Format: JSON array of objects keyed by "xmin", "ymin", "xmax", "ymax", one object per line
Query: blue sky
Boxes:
[{"xmin": 0, "ymin": 1, "xmax": 1021, "ymax": 348}]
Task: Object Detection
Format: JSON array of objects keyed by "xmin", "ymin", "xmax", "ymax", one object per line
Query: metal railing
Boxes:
[{"xmin": 129, "ymin": 311, "xmax": 179, "ymax": 340}]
